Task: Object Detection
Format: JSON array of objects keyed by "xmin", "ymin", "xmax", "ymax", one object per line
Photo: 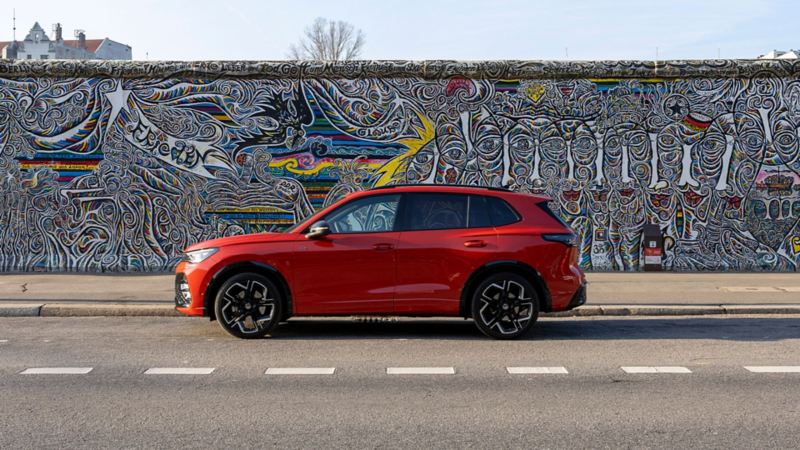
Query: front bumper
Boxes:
[
  {"xmin": 175, "ymin": 273, "xmax": 192, "ymax": 308},
  {"xmin": 174, "ymin": 261, "xmax": 207, "ymax": 317}
]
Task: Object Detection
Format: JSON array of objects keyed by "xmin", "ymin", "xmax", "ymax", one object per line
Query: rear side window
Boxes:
[
  {"xmin": 537, "ymin": 201, "xmax": 569, "ymax": 227},
  {"xmin": 402, "ymin": 193, "xmax": 468, "ymax": 230},
  {"xmin": 467, "ymin": 195, "xmax": 493, "ymax": 228},
  {"xmin": 487, "ymin": 196, "xmax": 520, "ymax": 226}
]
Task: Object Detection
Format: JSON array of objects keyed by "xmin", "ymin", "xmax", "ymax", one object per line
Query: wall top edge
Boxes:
[{"xmin": 1, "ymin": 59, "xmax": 800, "ymax": 79}]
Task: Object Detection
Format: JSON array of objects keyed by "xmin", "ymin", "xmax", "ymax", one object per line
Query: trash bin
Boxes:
[{"xmin": 642, "ymin": 224, "xmax": 663, "ymax": 271}]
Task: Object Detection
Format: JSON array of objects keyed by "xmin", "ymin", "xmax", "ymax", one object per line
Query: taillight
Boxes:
[{"xmin": 542, "ymin": 233, "xmax": 578, "ymax": 246}]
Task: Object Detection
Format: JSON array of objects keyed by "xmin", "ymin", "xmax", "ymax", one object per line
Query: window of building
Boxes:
[
  {"xmin": 26, "ymin": 54, "xmax": 32, "ymax": 59},
  {"xmin": 40, "ymin": 55, "xmax": 49, "ymax": 59}
]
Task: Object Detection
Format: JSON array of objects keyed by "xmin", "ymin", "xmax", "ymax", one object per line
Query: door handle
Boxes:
[
  {"xmin": 373, "ymin": 243, "xmax": 394, "ymax": 251},
  {"xmin": 464, "ymin": 240, "xmax": 487, "ymax": 248}
]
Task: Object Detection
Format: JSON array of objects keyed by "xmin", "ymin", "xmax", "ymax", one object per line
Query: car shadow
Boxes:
[{"xmin": 270, "ymin": 316, "xmax": 800, "ymax": 342}]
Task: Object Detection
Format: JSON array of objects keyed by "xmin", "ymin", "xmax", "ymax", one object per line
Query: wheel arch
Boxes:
[
  {"xmin": 203, "ymin": 261, "xmax": 292, "ymax": 321},
  {"xmin": 459, "ymin": 260, "xmax": 552, "ymax": 317}
]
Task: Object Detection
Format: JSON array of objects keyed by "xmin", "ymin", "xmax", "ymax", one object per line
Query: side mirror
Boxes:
[{"xmin": 305, "ymin": 220, "xmax": 331, "ymax": 239}]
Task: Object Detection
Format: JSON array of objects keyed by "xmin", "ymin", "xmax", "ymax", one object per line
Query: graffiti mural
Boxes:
[{"xmin": 0, "ymin": 60, "xmax": 799, "ymax": 272}]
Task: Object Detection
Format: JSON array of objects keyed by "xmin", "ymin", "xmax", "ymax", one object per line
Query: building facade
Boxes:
[
  {"xmin": 0, "ymin": 59, "xmax": 799, "ymax": 273},
  {"xmin": 1, "ymin": 22, "xmax": 131, "ymax": 60}
]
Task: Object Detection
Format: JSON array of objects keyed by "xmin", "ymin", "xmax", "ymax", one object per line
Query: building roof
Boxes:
[
  {"xmin": 24, "ymin": 22, "xmax": 50, "ymax": 42},
  {"xmin": 61, "ymin": 39, "xmax": 104, "ymax": 53},
  {"xmin": 0, "ymin": 39, "xmax": 105, "ymax": 54},
  {"xmin": 758, "ymin": 49, "xmax": 799, "ymax": 59}
]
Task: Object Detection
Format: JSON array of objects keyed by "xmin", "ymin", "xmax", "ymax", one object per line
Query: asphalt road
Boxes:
[{"xmin": 1, "ymin": 316, "xmax": 799, "ymax": 449}]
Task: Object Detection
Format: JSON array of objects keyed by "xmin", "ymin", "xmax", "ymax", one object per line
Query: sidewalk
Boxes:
[{"xmin": 0, "ymin": 272, "xmax": 799, "ymax": 317}]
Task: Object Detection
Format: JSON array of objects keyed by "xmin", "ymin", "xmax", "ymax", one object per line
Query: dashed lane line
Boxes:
[
  {"xmin": 13, "ymin": 365, "xmax": 799, "ymax": 376},
  {"xmin": 20, "ymin": 367, "xmax": 93, "ymax": 375},
  {"xmin": 144, "ymin": 368, "xmax": 216, "ymax": 375},
  {"xmin": 266, "ymin": 367, "xmax": 336, "ymax": 375},
  {"xmin": 507, "ymin": 366, "xmax": 569, "ymax": 374},
  {"xmin": 744, "ymin": 366, "xmax": 800, "ymax": 373},
  {"xmin": 387, "ymin": 367, "xmax": 455, "ymax": 375},
  {"xmin": 621, "ymin": 366, "xmax": 692, "ymax": 374}
]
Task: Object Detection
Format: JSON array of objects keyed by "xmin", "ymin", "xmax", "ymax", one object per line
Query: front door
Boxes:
[{"xmin": 292, "ymin": 194, "xmax": 401, "ymax": 315}]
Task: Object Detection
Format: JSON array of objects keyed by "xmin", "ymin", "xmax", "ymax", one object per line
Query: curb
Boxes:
[
  {"xmin": 0, "ymin": 303, "xmax": 44, "ymax": 317},
  {"xmin": 0, "ymin": 303, "xmax": 180, "ymax": 317},
  {"xmin": 543, "ymin": 305, "xmax": 800, "ymax": 317},
  {"xmin": 2, "ymin": 303, "xmax": 800, "ymax": 318}
]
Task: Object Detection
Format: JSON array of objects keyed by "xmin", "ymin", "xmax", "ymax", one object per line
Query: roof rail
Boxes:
[{"xmin": 369, "ymin": 183, "xmax": 511, "ymax": 192}]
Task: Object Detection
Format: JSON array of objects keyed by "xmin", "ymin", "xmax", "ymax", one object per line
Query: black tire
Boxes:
[
  {"xmin": 471, "ymin": 272, "xmax": 539, "ymax": 339},
  {"xmin": 214, "ymin": 272, "xmax": 283, "ymax": 339}
]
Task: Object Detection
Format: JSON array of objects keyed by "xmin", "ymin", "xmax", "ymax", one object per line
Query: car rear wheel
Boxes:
[
  {"xmin": 214, "ymin": 272, "xmax": 283, "ymax": 339},
  {"xmin": 471, "ymin": 273, "xmax": 539, "ymax": 339}
]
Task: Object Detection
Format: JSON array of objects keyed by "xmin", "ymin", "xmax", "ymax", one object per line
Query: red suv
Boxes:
[{"xmin": 175, "ymin": 185, "xmax": 586, "ymax": 339}]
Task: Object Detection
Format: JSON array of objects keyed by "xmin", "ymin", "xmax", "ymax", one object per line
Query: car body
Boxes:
[{"xmin": 175, "ymin": 184, "xmax": 586, "ymax": 339}]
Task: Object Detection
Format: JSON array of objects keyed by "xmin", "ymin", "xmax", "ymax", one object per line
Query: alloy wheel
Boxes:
[
  {"xmin": 215, "ymin": 274, "xmax": 281, "ymax": 338},
  {"xmin": 473, "ymin": 274, "xmax": 538, "ymax": 339}
]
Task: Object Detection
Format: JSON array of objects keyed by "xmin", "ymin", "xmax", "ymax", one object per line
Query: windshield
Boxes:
[{"xmin": 283, "ymin": 218, "xmax": 312, "ymax": 233}]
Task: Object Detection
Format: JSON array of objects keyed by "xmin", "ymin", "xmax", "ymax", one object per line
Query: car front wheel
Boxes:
[
  {"xmin": 471, "ymin": 273, "xmax": 539, "ymax": 339},
  {"xmin": 214, "ymin": 272, "xmax": 283, "ymax": 339}
]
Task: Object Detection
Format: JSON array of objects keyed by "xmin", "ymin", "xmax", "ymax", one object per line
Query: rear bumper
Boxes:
[{"xmin": 565, "ymin": 282, "xmax": 587, "ymax": 310}]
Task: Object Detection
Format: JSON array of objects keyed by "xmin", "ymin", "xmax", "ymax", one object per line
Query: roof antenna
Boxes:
[{"xmin": 12, "ymin": 8, "xmax": 16, "ymax": 41}]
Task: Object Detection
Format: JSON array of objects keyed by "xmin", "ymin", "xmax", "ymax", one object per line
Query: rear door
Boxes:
[{"xmin": 393, "ymin": 193, "xmax": 498, "ymax": 315}]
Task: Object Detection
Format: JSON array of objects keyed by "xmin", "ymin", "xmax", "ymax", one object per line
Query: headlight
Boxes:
[{"xmin": 183, "ymin": 248, "xmax": 219, "ymax": 264}]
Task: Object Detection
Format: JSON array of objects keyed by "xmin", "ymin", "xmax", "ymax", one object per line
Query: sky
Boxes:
[{"xmin": 1, "ymin": 0, "xmax": 796, "ymax": 61}]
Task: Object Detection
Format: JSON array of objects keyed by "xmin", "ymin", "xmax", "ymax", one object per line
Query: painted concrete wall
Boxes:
[{"xmin": 0, "ymin": 60, "xmax": 799, "ymax": 272}]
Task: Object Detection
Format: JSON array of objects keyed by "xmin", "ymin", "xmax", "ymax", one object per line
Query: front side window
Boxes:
[
  {"xmin": 324, "ymin": 194, "xmax": 400, "ymax": 233},
  {"xmin": 402, "ymin": 193, "xmax": 468, "ymax": 230}
]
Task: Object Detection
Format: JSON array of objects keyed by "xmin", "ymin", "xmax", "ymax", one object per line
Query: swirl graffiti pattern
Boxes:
[{"xmin": 0, "ymin": 60, "xmax": 799, "ymax": 272}]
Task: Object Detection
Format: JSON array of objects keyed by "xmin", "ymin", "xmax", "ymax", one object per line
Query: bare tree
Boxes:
[{"xmin": 288, "ymin": 18, "xmax": 365, "ymax": 61}]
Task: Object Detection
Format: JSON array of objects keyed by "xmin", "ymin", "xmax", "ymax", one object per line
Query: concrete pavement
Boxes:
[
  {"xmin": 0, "ymin": 272, "xmax": 799, "ymax": 317},
  {"xmin": 1, "ymin": 316, "xmax": 799, "ymax": 448}
]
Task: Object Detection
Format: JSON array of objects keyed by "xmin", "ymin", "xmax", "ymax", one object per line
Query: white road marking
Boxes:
[
  {"xmin": 21, "ymin": 367, "xmax": 93, "ymax": 375},
  {"xmin": 0, "ymin": 339, "xmax": 8, "ymax": 343},
  {"xmin": 507, "ymin": 366, "xmax": 569, "ymax": 374},
  {"xmin": 387, "ymin": 367, "xmax": 455, "ymax": 375},
  {"xmin": 144, "ymin": 368, "xmax": 215, "ymax": 375},
  {"xmin": 744, "ymin": 366, "xmax": 800, "ymax": 373},
  {"xmin": 266, "ymin": 367, "xmax": 336, "ymax": 375},
  {"xmin": 621, "ymin": 366, "xmax": 692, "ymax": 374}
]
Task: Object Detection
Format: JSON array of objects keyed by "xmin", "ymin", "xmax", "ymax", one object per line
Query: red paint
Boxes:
[
  {"xmin": 445, "ymin": 77, "xmax": 475, "ymax": 97},
  {"xmin": 726, "ymin": 196, "xmax": 742, "ymax": 209},
  {"xmin": 684, "ymin": 190, "xmax": 703, "ymax": 207},
  {"xmin": 175, "ymin": 185, "xmax": 585, "ymax": 320},
  {"xmin": 562, "ymin": 190, "xmax": 581, "ymax": 201}
]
